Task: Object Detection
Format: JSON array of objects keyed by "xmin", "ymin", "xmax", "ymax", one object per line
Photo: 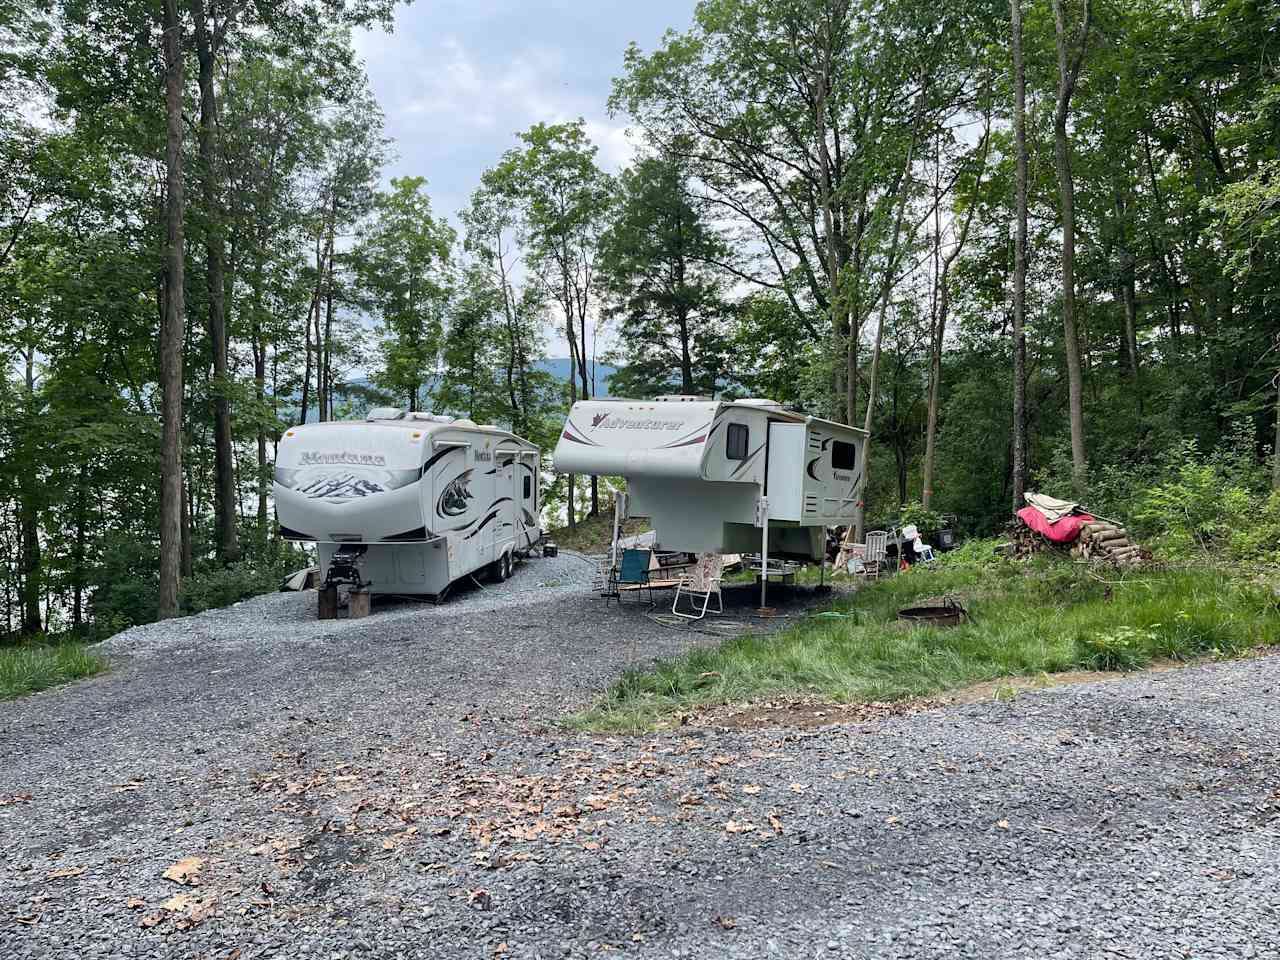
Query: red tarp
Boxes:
[{"xmin": 1016, "ymin": 506, "xmax": 1095, "ymax": 544}]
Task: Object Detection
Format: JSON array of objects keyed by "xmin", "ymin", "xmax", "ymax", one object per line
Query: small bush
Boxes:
[
  {"xmin": 1077, "ymin": 627, "xmax": 1154, "ymax": 671},
  {"xmin": 180, "ymin": 560, "xmax": 293, "ymax": 615}
]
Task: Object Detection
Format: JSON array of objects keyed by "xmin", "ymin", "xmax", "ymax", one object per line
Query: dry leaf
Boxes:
[
  {"xmin": 582, "ymin": 840, "xmax": 601, "ymax": 851},
  {"xmin": 996, "ymin": 819, "xmax": 1010, "ymax": 830},
  {"xmin": 789, "ymin": 782, "xmax": 809, "ymax": 793},
  {"xmin": 125, "ymin": 896, "xmax": 146, "ymax": 910},
  {"xmin": 0, "ymin": 793, "xmax": 33, "ymax": 806},
  {"xmin": 139, "ymin": 912, "xmax": 165, "ymax": 929},
  {"xmin": 46, "ymin": 866, "xmax": 86, "ymax": 880},
  {"xmin": 768, "ymin": 813, "xmax": 784, "ymax": 835},
  {"xmin": 13, "ymin": 915, "xmax": 39, "ymax": 925},
  {"xmin": 162, "ymin": 856, "xmax": 205, "ymax": 885},
  {"xmin": 742, "ymin": 784, "xmax": 761, "ymax": 795},
  {"xmin": 714, "ymin": 915, "xmax": 736, "ymax": 930},
  {"xmin": 885, "ymin": 816, "xmax": 901, "ymax": 826},
  {"xmin": 162, "ymin": 892, "xmax": 195, "ymax": 912},
  {"xmin": 382, "ymin": 839, "xmax": 394, "ymax": 851},
  {"xmin": 724, "ymin": 819, "xmax": 757, "ymax": 834}
]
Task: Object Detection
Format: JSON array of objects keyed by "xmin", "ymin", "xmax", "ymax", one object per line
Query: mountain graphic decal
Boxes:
[{"xmin": 299, "ymin": 472, "xmax": 387, "ymax": 501}]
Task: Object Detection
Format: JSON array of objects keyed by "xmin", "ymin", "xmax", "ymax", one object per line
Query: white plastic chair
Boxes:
[
  {"xmin": 913, "ymin": 536, "xmax": 936, "ymax": 565},
  {"xmin": 672, "ymin": 552, "xmax": 724, "ymax": 620}
]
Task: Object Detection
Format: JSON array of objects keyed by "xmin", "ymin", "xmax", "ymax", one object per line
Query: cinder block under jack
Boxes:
[{"xmin": 756, "ymin": 607, "xmax": 777, "ymax": 618}]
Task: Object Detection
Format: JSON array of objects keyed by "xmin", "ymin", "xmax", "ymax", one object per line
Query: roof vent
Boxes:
[
  {"xmin": 366, "ymin": 406, "xmax": 405, "ymax": 421},
  {"xmin": 407, "ymin": 412, "xmax": 455, "ymax": 423}
]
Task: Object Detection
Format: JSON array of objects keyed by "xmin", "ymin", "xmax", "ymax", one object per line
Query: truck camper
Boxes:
[
  {"xmin": 552, "ymin": 396, "xmax": 867, "ymax": 564},
  {"xmin": 275, "ymin": 409, "xmax": 541, "ymax": 601}
]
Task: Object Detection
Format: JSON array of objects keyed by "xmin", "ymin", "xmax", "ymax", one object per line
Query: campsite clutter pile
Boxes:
[{"xmin": 1009, "ymin": 492, "xmax": 1144, "ymax": 568}]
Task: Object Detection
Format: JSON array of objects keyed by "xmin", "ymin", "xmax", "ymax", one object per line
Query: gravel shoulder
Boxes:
[{"xmin": 2, "ymin": 554, "xmax": 1278, "ymax": 959}]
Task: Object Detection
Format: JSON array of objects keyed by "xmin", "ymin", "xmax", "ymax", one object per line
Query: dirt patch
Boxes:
[
  {"xmin": 681, "ymin": 696, "xmax": 940, "ymax": 731},
  {"xmin": 678, "ymin": 659, "xmax": 1203, "ymax": 731}
]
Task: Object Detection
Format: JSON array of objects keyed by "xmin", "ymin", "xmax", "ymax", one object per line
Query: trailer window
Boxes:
[
  {"xmin": 832, "ymin": 440, "xmax": 858, "ymax": 471},
  {"xmin": 523, "ymin": 476, "xmax": 532, "ymax": 499},
  {"xmin": 726, "ymin": 423, "xmax": 749, "ymax": 460}
]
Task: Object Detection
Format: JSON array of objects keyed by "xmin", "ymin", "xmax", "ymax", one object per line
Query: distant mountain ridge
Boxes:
[{"xmin": 533, "ymin": 358, "xmax": 618, "ymax": 398}]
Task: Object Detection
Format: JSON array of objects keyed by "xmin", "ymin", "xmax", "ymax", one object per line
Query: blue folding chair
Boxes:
[{"xmin": 609, "ymin": 548, "xmax": 655, "ymax": 605}]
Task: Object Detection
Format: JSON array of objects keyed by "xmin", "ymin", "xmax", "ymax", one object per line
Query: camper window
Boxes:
[
  {"xmin": 523, "ymin": 476, "xmax": 532, "ymax": 499},
  {"xmin": 726, "ymin": 423, "xmax": 749, "ymax": 460},
  {"xmin": 832, "ymin": 440, "xmax": 858, "ymax": 470}
]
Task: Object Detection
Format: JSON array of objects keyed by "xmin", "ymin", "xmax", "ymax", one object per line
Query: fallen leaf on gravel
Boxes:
[
  {"xmin": 789, "ymin": 782, "xmax": 809, "ymax": 793},
  {"xmin": 162, "ymin": 856, "xmax": 205, "ymax": 885},
  {"xmin": 677, "ymin": 792, "xmax": 703, "ymax": 806},
  {"xmin": 163, "ymin": 892, "xmax": 196, "ymax": 912},
  {"xmin": 46, "ymin": 866, "xmax": 86, "ymax": 880},
  {"xmin": 125, "ymin": 897, "xmax": 146, "ymax": 910},
  {"xmin": 13, "ymin": 915, "xmax": 39, "ymax": 925},
  {"xmin": 768, "ymin": 813, "xmax": 784, "ymax": 835},
  {"xmin": 996, "ymin": 819, "xmax": 1010, "ymax": 830},
  {"xmin": 742, "ymin": 784, "xmax": 761, "ymax": 795},
  {"xmin": 382, "ymin": 839, "xmax": 395, "ymax": 850},
  {"xmin": 713, "ymin": 915, "xmax": 736, "ymax": 929},
  {"xmin": 724, "ymin": 819, "xmax": 757, "ymax": 834},
  {"xmin": 467, "ymin": 888, "xmax": 492, "ymax": 910},
  {"xmin": 226, "ymin": 950, "xmax": 242, "ymax": 960},
  {"xmin": 174, "ymin": 897, "xmax": 217, "ymax": 930},
  {"xmin": 139, "ymin": 912, "xmax": 165, "ymax": 929},
  {"xmin": 0, "ymin": 793, "xmax": 33, "ymax": 805},
  {"xmin": 582, "ymin": 840, "xmax": 601, "ymax": 851}
]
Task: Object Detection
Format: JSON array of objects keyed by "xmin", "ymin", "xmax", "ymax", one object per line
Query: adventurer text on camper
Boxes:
[
  {"xmin": 593, "ymin": 416, "xmax": 685, "ymax": 431},
  {"xmin": 300, "ymin": 451, "xmax": 387, "ymax": 466}
]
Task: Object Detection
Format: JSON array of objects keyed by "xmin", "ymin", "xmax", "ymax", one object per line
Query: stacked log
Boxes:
[{"xmin": 1074, "ymin": 520, "xmax": 1143, "ymax": 567}]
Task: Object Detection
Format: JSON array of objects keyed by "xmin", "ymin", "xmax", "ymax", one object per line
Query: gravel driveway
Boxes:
[{"xmin": 1, "ymin": 553, "xmax": 1278, "ymax": 959}]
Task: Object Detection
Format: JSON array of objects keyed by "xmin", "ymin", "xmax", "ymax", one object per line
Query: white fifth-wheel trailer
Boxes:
[
  {"xmin": 552, "ymin": 396, "xmax": 868, "ymax": 564},
  {"xmin": 275, "ymin": 409, "xmax": 541, "ymax": 600}
]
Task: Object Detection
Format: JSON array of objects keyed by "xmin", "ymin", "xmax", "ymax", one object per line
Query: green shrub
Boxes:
[
  {"xmin": 1131, "ymin": 439, "xmax": 1280, "ymax": 563},
  {"xmin": 1077, "ymin": 626, "xmax": 1154, "ymax": 671},
  {"xmin": 899, "ymin": 500, "xmax": 944, "ymax": 536},
  {"xmin": 179, "ymin": 560, "xmax": 294, "ymax": 615}
]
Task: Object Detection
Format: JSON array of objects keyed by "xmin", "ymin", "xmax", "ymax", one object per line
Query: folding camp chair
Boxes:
[
  {"xmin": 672, "ymin": 553, "xmax": 724, "ymax": 620},
  {"xmin": 863, "ymin": 531, "xmax": 889, "ymax": 580},
  {"xmin": 610, "ymin": 548, "xmax": 656, "ymax": 605}
]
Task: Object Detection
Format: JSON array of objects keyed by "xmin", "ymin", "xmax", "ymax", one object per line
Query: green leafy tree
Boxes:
[{"xmin": 598, "ymin": 153, "xmax": 734, "ymax": 398}]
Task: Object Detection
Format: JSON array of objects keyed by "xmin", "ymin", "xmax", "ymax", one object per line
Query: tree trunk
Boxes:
[
  {"xmin": 1052, "ymin": 0, "xmax": 1091, "ymax": 494},
  {"xmin": 190, "ymin": 3, "xmax": 239, "ymax": 564},
  {"xmin": 1010, "ymin": 0, "xmax": 1030, "ymax": 513},
  {"xmin": 1273, "ymin": 345, "xmax": 1280, "ymax": 491},
  {"xmin": 158, "ymin": 0, "xmax": 185, "ymax": 619},
  {"xmin": 18, "ymin": 382, "xmax": 41, "ymax": 636}
]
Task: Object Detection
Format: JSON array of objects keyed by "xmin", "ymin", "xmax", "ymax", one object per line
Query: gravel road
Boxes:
[{"xmin": 2, "ymin": 555, "xmax": 1278, "ymax": 959}]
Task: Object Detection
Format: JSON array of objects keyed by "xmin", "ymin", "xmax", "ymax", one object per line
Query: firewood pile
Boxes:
[
  {"xmin": 1006, "ymin": 516, "xmax": 1145, "ymax": 566},
  {"xmin": 1071, "ymin": 520, "xmax": 1143, "ymax": 567}
]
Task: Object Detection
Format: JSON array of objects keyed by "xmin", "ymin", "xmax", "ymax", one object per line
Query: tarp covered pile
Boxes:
[{"xmin": 1009, "ymin": 493, "xmax": 1143, "ymax": 566}]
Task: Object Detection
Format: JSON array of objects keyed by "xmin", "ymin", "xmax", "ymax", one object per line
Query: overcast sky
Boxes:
[{"xmin": 353, "ymin": 0, "xmax": 694, "ymax": 231}]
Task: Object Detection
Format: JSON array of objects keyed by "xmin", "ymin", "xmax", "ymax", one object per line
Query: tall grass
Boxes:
[
  {"xmin": 573, "ymin": 549, "xmax": 1280, "ymax": 732},
  {"xmin": 0, "ymin": 643, "xmax": 105, "ymax": 700}
]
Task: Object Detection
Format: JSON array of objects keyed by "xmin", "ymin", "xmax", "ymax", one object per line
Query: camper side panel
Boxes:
[{"xmin": 801, "ymin": 424, "xmax": 865, "ymax": 525}]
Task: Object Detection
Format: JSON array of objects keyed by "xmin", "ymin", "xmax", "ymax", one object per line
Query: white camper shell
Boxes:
[
  {"xmin": 275, "ymin": 412, "xmax": 541, "ymax": 598},
  {"xmin": 553, "ymin": 397, "xmax": 867, "ymax": 560}
]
